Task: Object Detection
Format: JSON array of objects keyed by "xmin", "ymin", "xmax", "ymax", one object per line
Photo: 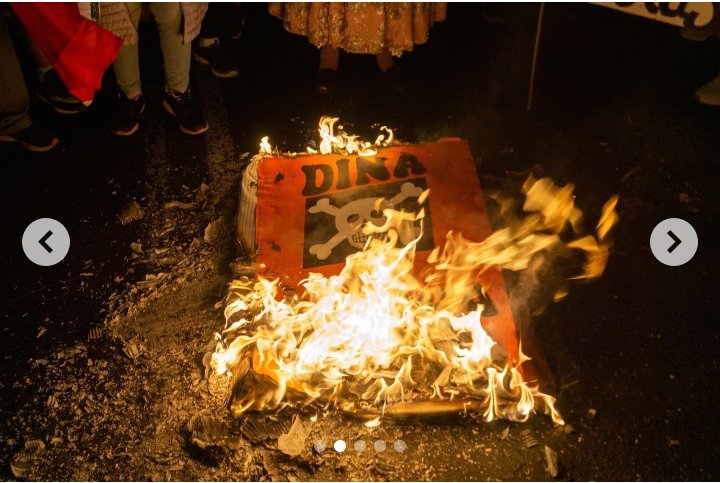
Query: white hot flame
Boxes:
[
  {"xmin": 315, "ymin": 117, "xmax": 394, "ymax": 156},
  {"xmin": 210, "ymin": 164, "xmax": 619, "ymax": 425},
  {"xmin": 259, "ymin": 136, "xmax": 272, "ymax": 155}
]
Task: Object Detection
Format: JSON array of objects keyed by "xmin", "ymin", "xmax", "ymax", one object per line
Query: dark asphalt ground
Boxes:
[{"xmin": 1, "ymin": 3, "xmax": 720, "ymax": 480}]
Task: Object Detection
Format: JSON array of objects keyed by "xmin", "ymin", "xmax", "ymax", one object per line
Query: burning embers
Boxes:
[{"xmin": 210, "ymin": 119, "xmax": 618, "ymax": 426}]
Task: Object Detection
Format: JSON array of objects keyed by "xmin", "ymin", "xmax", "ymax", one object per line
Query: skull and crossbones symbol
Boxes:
[{"xmin": 308, "ymin": 182, "xmax": 424, "ymax": 261}]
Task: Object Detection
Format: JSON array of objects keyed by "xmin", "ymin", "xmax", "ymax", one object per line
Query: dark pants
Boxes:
[
  {"xmin": 199, "ymin": 3, "xmax": 243, "ymax": 40},
  {"xmin": 0, "ymin": 12, "xmax": 31, "ymax": 135}
]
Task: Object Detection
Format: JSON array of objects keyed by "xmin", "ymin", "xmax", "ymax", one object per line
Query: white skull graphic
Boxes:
[{"xmin": 308, "ymin": 182, "xmax": 423, "ymax": 261}]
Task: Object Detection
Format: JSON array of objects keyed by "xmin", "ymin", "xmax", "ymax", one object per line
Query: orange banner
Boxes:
[{"xmin": 253, "ymin": 139, "xmax": 532, "ymax": 371}]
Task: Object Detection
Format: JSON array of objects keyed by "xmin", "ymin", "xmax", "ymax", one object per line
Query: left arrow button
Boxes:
[
  {"xmin": 22, "ymin": 219, "xmax": 70, "ymax": 266},
  {"xmin": 39, "ymin": 230, "xmax": 54, "ymax": 253}
]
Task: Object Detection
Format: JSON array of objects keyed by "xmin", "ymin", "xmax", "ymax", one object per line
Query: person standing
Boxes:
[
  {"xmin": 0, "ymin": 9, "xmax": 58, "ymax": 152},
  {"xmin": 269, "ymin": 3, "xmax": 447, "ymax": 95},
  {"xmin": 193, "ymin": 2, "xmax": 242, "ymax": 79},
  {"xmin": 100, "ymin": 2, "xmax": 210, "ymax": 136}
]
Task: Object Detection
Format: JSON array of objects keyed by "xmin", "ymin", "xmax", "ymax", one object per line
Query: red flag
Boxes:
[{"xmin": 10, "ymin": 2, "xmax": 124, "ymax": 102}]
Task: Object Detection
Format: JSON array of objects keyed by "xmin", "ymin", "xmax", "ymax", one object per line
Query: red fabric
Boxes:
[{"xmin": 10, "ymin": 2, "xmax": 123, "ymax": 102}]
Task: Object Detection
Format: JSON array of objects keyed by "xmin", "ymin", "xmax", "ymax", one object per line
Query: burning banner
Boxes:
[{"xmin": 210, "ymin": 118, "xmax": 618, "ymax": 426}]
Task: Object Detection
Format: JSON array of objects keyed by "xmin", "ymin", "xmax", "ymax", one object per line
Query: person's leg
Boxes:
[
  {"xmin": 15, "ymin": 21, "xmax": 85, "ymax": 114},
  {"xmin": 110, "ymin": 2, "xmax": 146, "ymax": 136},
  {"xmin": 17, "ymin": 24, "xmax": 86, "ymax": 114},
  {"xmin": 375, "ymin": 47, "xmax": 394, "ymax": 73},
  {"xmin": 0, "ymin": 13, "xmax": 31, "ymax": 136},
  {"xmin": 0, "ymin": 13, "xmax": 58, "ymax": 151},
  {"xmin": 316, "ymin": 45, "xmax": 339, "ymax": 96},
  {"xmin": 376, "ymin": 47, "xmax": 404, "ymax": 94},
  {"xmin": 113, "ymin": 2, "xmax": 143, "ymax": 99},
  {"xmin": 319, "ymin": 45, "xmax": 339, "ymax": 72},
  {"xmin": 194, "ymin": 3, "xmax": 240, "ymax": 79},
  {"xmin": 224, "ymin": 3, "xmax": 245, "ymax": 40},
  {"xmin": 150, "ymin": 2, "xmax": 190, "ymax": 94},
  {"xmin": 198, "ymin": 2, "xmax": 221, "ymax": 41},
  {"xmin": 151, "ymin": 2, "xmax": 208, "ymax": 135},
  {"xmin": 22, "ymin": 25, "xmax": 52, "ymax": 77}
]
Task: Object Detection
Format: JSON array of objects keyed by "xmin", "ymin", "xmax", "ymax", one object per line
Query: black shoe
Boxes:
[
  {"xmin": 36, "ymin": 69, "xmax": 87, "ymax": 115},
  {"xmin": 0, "ymin": 123, "xmax": 59, "ymax": 152},
  {"xmin": 193, "ymin": 39, "xmax": 239, "ymax": 79},
  {"xmin": 162, "ymin": 89, "xmax": 209, "ymax": 135},
  {"xmin": 111, "ymin": 93, "xmax": 145, "ymax": 136},
  {"xmin": 315, "ymin": 68, "xmax": 337, "ymax": 96}
]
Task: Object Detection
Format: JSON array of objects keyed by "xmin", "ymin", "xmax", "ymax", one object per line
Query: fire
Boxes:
[
  {"xmin": 211, "ymin": 126, "xmax": 619, "ymax": 425},
  {"xmin": 303, "ymin": 117, "xmax": 394, "ymax": 156},
  {"xmin": 259, "ymin": 117, "xmax": 394, "ymax": 158},
  {"xmin": 259, "ymin": 136, "xmax": 272, "ymax": 155}
]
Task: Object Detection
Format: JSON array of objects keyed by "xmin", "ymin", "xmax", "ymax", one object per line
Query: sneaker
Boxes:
[
  {"xmin": 0, "ymin": 123, "xmax": 59, "ymax": 152},
  {"xmin": 36, "ymin": 69, "xmax": 87, "ymax": 115},
  {"xmin": 111, "ymin": 92, "xmax": 145, "ymax": 136},
  {"xmin": 193, "ymin": 39, "xmax": 240, "ymax": 78},
  {"xmin": 695, "ymin": 74, "xmax": 720, "ymax": 106},
  {"xmin": 162, "ymin": 88, "xmax": 209, "ymax": 135}
]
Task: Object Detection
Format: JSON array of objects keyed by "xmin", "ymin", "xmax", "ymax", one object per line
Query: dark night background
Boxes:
[{"xmin": 0, "ymin": 3, "xmax": 719, "ymax": 480}]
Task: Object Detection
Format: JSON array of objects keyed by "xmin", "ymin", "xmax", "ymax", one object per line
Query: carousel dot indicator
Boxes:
[
  {"xmin": 394, "ymin": 439, "xmax": 407, "ymax": 452},
  {"xmin": 354, "ymin": 440, "xmax": 367, "ymax": 452},
  {"xmin": 374, "ymin": 439, "xmax": 387, "ymax": 452},
  {"xmin": 334, "ymin": 439, "xmax": 347, "ymax": 453},
  {"xmin": 313, "ymin": 440, "xmax": 327, "ymax": 453}
]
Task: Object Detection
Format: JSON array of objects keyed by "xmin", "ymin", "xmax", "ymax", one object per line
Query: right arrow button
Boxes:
[
  {"xmin": 667, "ymin": 230, "xmax": 681, "ymax": 253},
  {"xmin": 651, "ymin": 218, "xmax": 698, "ymax": 266}
]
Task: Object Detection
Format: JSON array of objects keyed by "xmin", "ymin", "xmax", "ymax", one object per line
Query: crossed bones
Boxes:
[{"xmin": 308, "ymin": 182, "xmax": 424, "ymax": 260}]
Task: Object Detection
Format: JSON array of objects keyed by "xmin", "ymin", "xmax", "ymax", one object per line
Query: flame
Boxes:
[
  {"xmin": 211, "ymin": 172, "xmax": 619, "ymax": 425},
  {"xmin": 314, "ymin": 116, "xmax": 394, "ymax": 156},
  {"xmin": 311, "ymin": 116, "xmax": 394, "ymax": 156},
  {"xmin": 259, "ymin": 117, "xmax": 394, "ymax": 157},
  {"xmin": 259, "ymin": 136, "xmax": 272, "ymax": 155}
]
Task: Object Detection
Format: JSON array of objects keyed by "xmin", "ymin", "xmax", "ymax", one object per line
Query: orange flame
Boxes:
[
  {"xmin": 211, "ymin": 168, "xmax": 618, "ymax": 425},
  {"xmin": 260, "ymin": 117, "xmax": 394, "ymax": 157}
]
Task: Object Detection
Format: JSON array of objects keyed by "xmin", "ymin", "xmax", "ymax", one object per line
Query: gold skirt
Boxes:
[{"xmin": 269, "ymin": 2, "xmax": 447, "ymax": 56}]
